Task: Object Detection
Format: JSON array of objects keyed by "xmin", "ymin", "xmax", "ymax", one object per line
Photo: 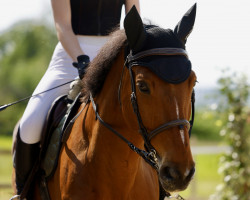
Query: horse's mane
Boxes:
[{"xmin": 81, "ymin": 29, "xmax": 127, "ymax": 99}]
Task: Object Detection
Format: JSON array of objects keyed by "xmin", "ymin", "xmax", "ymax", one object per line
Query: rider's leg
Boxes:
[
  {"xmin": 19, "ymin": 35, "xmax": 110, "ymax": 144},
  {"xmin": 14, "ymin": 130, "xmax": 40, "ymax": 195},
  {"xmin": 14, "ymin": 43, "xmax": 78, "ymax": 196},
  {"xmin": 13, "ymin": 35, "xmax": 109, "ymax": 196}
]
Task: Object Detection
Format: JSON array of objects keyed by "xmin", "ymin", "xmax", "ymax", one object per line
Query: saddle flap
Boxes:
[{"xmin": 39, "ymin": 94, "xmax": 82, "ymax": 179}]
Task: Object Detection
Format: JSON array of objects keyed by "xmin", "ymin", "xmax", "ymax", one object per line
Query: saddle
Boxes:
[
  {"xmin": 37, "ymin": 79, "xmax": 83, "ymax": 179},
  {"xmin": 18, "ymin": 80, "xmax": 84, "ymax": 200},
  {"xmin": 39, "ymin": 93, "xmax": 82, "ymax": 179}
]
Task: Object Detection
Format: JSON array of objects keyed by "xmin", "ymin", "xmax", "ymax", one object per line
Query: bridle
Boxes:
[
  {"xmin": 126, "ymin": 47, "xmax": 195, "ymax": 153},
  {"xmin": 90, "ymin": 47, "xmax": 195, "ymax": 170},
  {"xmin": 90, "ymin": 47, "xmax": 195, "ymax": 199}
]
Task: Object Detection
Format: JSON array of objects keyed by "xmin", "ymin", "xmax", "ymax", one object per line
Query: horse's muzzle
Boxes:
[{"xmin": 159, "ymin": 164, "xmax": 195, "ymax": 192}]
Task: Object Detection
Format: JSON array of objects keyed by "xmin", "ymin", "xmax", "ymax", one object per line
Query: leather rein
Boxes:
[{"xmin": 90, "ymin": 47, "xmax": 195, "ymax": 170}]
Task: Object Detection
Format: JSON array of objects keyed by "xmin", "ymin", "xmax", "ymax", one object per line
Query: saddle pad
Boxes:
[
  {"xmin": 41, "ymin": 93, "xmax": 82, "ymax": 179},
  {"xmin": 41, "ymin": 114, "xmax": 67, "ymax": 178}
]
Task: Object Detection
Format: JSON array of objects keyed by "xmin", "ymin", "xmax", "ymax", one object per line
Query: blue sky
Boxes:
[{"xmin": 0, "ymin": 0, "xmax": 250, "ymax": 88}]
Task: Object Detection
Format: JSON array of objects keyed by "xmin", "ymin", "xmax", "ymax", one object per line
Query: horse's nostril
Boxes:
[
  {"xmin": 186, "ymin": 167, "xmax": 195, "ymax": 180},
  {"xmin": 159, "ymin": 165, "xmax": 194, "ymax": 191},
  {"xmin": 160, "ymin": 166, "xmax": 180, "ymax": 181}
]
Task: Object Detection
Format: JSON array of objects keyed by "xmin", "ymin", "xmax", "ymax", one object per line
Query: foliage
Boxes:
[
  {"xmin": 192, "ymin": 110, "xmax": 223, "ymax": 141},
  {"xmin": 0, "ymin": 20, "xmax": 57, "ymax": 135},
  {"xmin": 210, "ymin": 70, "xmax": 250, "ymax": 200}
]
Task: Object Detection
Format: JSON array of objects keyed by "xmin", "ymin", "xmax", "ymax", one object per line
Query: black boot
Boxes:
[{"xmin": 14, "ymin": 130, "xmax": 40, "ymax": 196}]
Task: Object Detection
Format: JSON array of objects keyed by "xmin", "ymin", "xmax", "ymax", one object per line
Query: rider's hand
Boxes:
[{"xmin": 72, "ymin": 55, "xmax": 90, "ymax": 79}]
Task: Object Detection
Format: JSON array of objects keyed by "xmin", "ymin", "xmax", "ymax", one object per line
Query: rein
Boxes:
[
  {"xmin": 0, "ymin": 80, "xmax": 75, "ymax": 112},
  {"xmin": 89, "ymin": 93, "xmax": 158, "ymax": 169}
]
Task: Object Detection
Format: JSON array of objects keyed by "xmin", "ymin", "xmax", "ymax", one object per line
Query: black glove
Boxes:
[{"xmin": 72, "ymin": 55, "xmax": 90, "ymax": 79}]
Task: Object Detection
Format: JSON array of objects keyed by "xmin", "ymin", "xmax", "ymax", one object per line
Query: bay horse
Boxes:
[{"xmin": 13, "ymin": 4, "xmax": 197, "ymax": 200}]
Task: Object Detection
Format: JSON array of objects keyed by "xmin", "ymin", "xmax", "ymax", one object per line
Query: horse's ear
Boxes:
[
  {"xmin": 124, "ymin": 6, "xmax": 146, "ymax": 52},
  {"xmin": 174, "ymin": 3, "xmax": 197, "ymax": 44}
]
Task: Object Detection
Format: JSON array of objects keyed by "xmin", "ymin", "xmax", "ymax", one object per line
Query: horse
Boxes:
[{"xmin": 13, "ymin": 4, "xmax": 197, "ymax": 200}]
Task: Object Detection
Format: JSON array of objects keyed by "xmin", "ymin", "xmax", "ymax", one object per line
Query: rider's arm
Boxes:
[
  {"xmin": 125, "ymin": 0, "xmax": 140, "ymax": 14},
  {"xmin": 51, "ymin": 0, "xmax": 84, "ymax": 62}
]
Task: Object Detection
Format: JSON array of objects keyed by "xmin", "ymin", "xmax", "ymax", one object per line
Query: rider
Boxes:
[{"xmin": 13, "ymin": 0, "xmax": 140, "ymax": 198}]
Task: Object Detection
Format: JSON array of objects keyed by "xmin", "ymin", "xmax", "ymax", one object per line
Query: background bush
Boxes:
[
  {"xmin": 210, "ymin": 71, "xmax": 250, "ymax": 200},
  {"xmin": 0, "ymin": 20, "xmax": 57, "ymax": 135}
]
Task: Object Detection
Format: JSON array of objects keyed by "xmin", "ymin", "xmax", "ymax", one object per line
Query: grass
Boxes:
[
  {"xmin": 0, "ymin": 135, "xmax": 13, "ymax": 199},
  {"xmin": 0, "ymin": 135, "xmax": 223, "ymax": 200},
  {"xmin": 0, "ymin": 153, "xmax": 12, "ymax": 184},
  {"xmin": 184, "ymin": 154, "xmax": 222, "ymax": 199},
  {"xmin": 179, "ymin": 153, "xmax": 222, "ymax": 200},
  {"xmin": 0, "ymin": 135, "xmax": 12, "ymax": 151}
]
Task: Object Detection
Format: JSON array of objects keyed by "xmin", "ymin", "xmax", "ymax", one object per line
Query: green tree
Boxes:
[
  {"xmin": 0, "ymin": 20, "xmax": 57, "ymax": 135},
  {"xmin": 210, "ymin": 70, "xmax": 250, "ymax": 200}
]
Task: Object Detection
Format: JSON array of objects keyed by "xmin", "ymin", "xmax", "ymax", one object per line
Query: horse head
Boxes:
[{"xmin": 121, "ymin": 4, "xmax": 197, "ymax": 192}]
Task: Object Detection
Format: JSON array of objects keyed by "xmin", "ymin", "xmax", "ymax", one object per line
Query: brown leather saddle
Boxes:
[{"xmin": 17, "ymin": 92, "xmax": 83, "ymax": 200}]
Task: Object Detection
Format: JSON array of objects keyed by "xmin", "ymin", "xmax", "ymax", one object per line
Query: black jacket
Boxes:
[{"xmin": 71, "ymin": 0, "xmax": 125, "ymax": 36}]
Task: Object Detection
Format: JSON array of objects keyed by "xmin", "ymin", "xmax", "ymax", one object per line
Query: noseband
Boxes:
[
  {"xmin": 90, "ymin": 47, "xmax": 195, "ymax": 170},
  {"xmin": 126, "ymin": 48, "xmax": 195, "ymax": 153}
]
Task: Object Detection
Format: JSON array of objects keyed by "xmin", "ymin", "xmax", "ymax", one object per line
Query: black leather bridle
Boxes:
[{"xmin": 90, "ymin": 47, "xmax": 195, "ymax": 170}]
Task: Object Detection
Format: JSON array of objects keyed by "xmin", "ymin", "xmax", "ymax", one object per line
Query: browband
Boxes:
[{"xmin": 127, "ymin": 48, "xmax": 189, "ymax": 64}]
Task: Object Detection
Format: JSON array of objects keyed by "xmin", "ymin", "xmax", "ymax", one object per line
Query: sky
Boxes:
[{"xmin": 0, "ymin": 0, "xmax": 250, "ymax": 89}]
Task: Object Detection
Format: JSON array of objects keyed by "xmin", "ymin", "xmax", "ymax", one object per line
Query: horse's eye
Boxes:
[
  {"xmin": 137, "ymin": 81, "xmax": 150, "ymax": 94},
  {"xmin": 194, "ymin": 80, "xmax": 198, "ymax": 87}
]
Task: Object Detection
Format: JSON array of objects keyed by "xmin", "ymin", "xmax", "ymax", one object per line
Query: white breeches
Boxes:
[{"xmin": 19, "ymin": 35, "xmax": 109, "ymax": 144}]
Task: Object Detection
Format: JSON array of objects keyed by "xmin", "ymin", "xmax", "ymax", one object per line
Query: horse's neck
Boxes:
[
  {"xmin": 51, "ymin": 52, "xmax": 158, "ymax": 199},
  {"xmin": 83, "ymin": 52, "xmax": 149, "ymax": 191},
  {"xmin": 87, "ymin": 51, "xmax": 144, "ymax": 167}
]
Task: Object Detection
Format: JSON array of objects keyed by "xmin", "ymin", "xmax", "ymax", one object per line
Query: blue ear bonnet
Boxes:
[{"xmin": 128, "ymin": 26, "xmax": 192, "ymax": 84}]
